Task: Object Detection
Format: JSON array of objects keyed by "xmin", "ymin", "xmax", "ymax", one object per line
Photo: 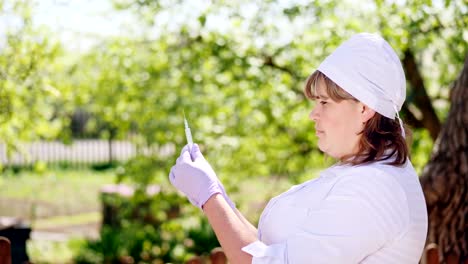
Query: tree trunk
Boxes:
[{"xmin": 420, "ymin": 54, "xmax": 468, "ymax": 263}]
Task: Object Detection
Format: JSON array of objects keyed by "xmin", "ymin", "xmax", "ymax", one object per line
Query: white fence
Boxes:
[{"xmin": 0, "ymin": 140, "xmax": 175, "ymax": 166}]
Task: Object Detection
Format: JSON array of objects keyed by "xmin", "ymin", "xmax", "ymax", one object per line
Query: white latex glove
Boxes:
[{"xmin": 169, "ymin": 143, "xmax": 236, "ymax": 209}]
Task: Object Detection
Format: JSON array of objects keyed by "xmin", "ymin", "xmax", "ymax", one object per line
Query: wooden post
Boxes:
[
  {"xmin": 425, "ymin": 243, "xmax": 439, "ymax": 264},
  {"xmin": 210, "ymin": 247, "xmax": 227, "ymax": 264},
  {"xmin": 185, "ymin": 256, "xmax": 202, "ymax": 264},
  {"xmin": 0, "ymin": 236, "xmax": 11, "ymax": 264}
]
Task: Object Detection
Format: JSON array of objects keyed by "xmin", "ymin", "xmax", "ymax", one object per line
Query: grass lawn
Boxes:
[
  {"xmin": 0, "ymin": 167, "xmax": 116, "ymax": 263},
  {"xmin": 33, "ymin": 212, "xmax": 101, "ymax": 230},
  {"xmin": 0, "ymin": 168, "xmax": 116, "ymax": 220}
]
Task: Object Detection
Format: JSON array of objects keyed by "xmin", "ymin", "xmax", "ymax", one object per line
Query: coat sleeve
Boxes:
[{"xmin": 242, "ymin": 170, "xmax": 409, "ymax": 264}]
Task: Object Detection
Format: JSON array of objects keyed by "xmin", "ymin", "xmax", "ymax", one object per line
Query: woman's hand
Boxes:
[{"xmin": 169, "ymin": 143, "xmax": 234, "ymax": 209}]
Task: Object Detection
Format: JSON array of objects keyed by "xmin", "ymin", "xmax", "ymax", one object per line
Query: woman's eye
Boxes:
[{"xmin": 320, "ymin": 101, "xmax": 327, "ymax": 105}]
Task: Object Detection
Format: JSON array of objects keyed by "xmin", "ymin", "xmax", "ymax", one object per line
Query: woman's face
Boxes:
[{"xmin": 309, "ymin": 79, "xmax": 367, "ymax": 159}]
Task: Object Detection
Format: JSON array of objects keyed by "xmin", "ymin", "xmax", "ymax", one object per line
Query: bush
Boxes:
[{"xmin": 74, "ymin": 187, "xmax": 219, "ymax": 263}]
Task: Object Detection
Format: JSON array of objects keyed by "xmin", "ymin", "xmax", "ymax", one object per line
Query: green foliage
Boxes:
[
  {"xmin": 75, "ymin": 189, "xmax": 219, "ymax": 263},
  {"xmin": 115, "ymin": 155, "xmax": 169, "ymax": 186},
  {"xmin": 373, "ymin": 0, "xmax": 467, "ymax": 121},
  {"xmin": 3, "ymin": 0, "xmax": 465, "ymax": 182},
  {"xmin": 28, "ymin": 238, "xmax": 88, "ymax": 264},
  {"xmin": 0, "ymin": 1, "xmax": 69, "ymax": 153},
  {"xmin": 410, "ymin": 129, "xmax": 434, "ymax": 174},
  {"xmin": 68, "ymin": 0, "xmax": 465, "ymax": 186}
]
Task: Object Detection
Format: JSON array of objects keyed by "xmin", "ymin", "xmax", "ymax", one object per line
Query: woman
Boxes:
[{"xmin": 169, "ymin": 33, "xmax": 428, "ymax": 263}]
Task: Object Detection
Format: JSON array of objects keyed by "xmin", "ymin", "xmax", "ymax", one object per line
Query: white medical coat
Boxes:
[{"xmin": 242, "ymin": 159, "xmax": 428, "ymax": 263}]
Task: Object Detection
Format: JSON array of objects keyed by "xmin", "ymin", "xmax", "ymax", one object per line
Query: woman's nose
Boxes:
[{"xmin": 309, "ymin": 107, "xmax": 319, "ymax": 122}]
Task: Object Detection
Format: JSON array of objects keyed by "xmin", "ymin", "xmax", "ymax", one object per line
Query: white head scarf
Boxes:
[{"xmin": 317, "ymin": 33, "xmax": 406, "ymax": 136}]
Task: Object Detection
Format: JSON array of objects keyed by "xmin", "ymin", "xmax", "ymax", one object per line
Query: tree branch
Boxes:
[
  {"xmin": 401, "ymin": 103, "xmax": 424, "ymax": 129},
  {"xmin": 262, "ymin": 55, "xmax": 300, "ymax": 80},
  {"xmin": 402, "ymin": 49, "xmax": 441, "ymax": 140}
]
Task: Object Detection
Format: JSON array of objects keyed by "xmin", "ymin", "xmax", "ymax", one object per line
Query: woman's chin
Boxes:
[
  {"xmin": 317, "ymin": 143, "xmax": 328, "ymax": 154},
  {"xmin": 318, "ymin": 145, "xmax": 339, "ymax": 159}
]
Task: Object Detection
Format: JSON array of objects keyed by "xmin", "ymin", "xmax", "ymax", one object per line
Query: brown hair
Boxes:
[{"xmin": 304, "ymin": 70, "xmax": 410, "ymax": 166}]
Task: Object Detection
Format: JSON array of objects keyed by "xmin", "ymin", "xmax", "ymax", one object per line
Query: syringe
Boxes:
[{"xmin": 183, "ymin": 110, "xmax": 193, "ymax": 152}]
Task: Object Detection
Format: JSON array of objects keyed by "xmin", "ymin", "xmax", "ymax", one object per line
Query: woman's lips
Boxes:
[{"xmin": 315, "ymin": 130, "xmax": 324, "ymax": 136}]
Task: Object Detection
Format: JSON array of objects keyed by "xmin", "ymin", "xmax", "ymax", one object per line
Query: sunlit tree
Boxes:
[{"xmin": 0, "ymin": 0, "xmax": 66, "ymax": 158}]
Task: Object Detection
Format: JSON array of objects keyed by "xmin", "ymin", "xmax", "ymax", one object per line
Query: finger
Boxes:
[
  {"xmin": 180, "ymin": 147, "xmax": 192, "ymax": 163},
  {"xmin": 191, "ymin": 143, "xmax": 206, "ymax": 162},
  {"xmin": 180, "ymin": 144, "xmax": 191, "ymax": 156},
  {"xmin": 169, "ymin": 168, "xmax": 176, "ymax": 185},
  {"xmin": 176, "ymin": 147, "xmax": 192, "ymax": 164}
]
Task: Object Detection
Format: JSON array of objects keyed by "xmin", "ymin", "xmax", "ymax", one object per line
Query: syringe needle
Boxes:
[{"xmin": 183, "ymin": 110, "xmax": 193, "ymax": 151}]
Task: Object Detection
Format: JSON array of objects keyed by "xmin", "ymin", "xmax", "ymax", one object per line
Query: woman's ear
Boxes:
[{"xmin": 360, "ymin": 104, "xmax": 376, "ymax": 123}]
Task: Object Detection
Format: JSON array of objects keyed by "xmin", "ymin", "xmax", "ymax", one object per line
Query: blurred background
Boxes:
[{"xmin": 0, "ymin": 0, "xmax": 466, "ymax": 263}]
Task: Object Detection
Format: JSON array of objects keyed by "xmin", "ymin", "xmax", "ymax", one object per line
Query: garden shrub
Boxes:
[{"xmin": 74, "ymin": 187, "xmax": 219, "ymax": 263}]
